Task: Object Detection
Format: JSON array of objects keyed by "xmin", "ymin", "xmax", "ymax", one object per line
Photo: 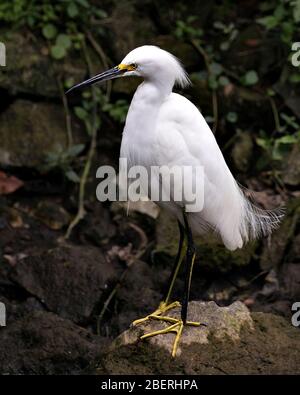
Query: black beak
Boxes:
[{"xmin": 65, "ymin": 66, "xmax": 125, "ymax": 95}]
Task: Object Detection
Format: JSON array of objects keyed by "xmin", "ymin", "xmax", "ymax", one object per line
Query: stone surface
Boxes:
[
  {"xmin": 0, "ymin": 100, "xmax": 84, "ymax": 168},
  {"xmin": 156, "ymin": 210, "xmax": 257, "ymax": 271},
  {"xmin": 0, "ymin": 30, "xmax": 86, "ymax": 98},
  {"xmin": 10, "ymin": 245, "xmax": 121, "ymax": 323},
  {"xmin": 111, "ymin": 301, "xmax": 253, "ymax": 357},
  {"xmin": 0, "ymin": 311, "xmax": 105, "ymax": 374},
  {"xmin": 282, "ymin": 144, "xmax": 300, "ymax": 187},
  {"xmin": 96, "ymin": 301, "xmax": 300, "ymax": 375}
]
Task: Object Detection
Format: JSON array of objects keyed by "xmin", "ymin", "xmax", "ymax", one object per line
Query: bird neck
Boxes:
[{"xmin": 123, "ymin": 80, "xmax": 171, "ymax": 144}]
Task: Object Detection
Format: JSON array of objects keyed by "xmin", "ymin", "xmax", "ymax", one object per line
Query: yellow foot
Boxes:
[
  {"xmin": 132, "ymin": 301, "xmax": 180, "ymax": 326},
  {"xmin": 141, "ymin": 318, "xmax": 200, "ymax": 357},
  {"xmin": 132, "ymin": 301, "xmax": 200, "ymax": 357}
]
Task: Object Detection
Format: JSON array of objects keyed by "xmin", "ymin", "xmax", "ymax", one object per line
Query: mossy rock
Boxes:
[
  {"xmin": 156, "ymin": 211, "xmax": 257, "ymax": 272},
  {"xmin": 0, "ymin": 99, "xmax": 85, "ymax": 168},
  {"xmin": 0, "ymin": 30, "xmax": 86, "ymax": 98}
]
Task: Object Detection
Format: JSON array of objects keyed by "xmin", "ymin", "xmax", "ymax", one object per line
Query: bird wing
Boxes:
[{"xmin": 154, "ymin": 93, "xmax": 246, "ymax": 247}]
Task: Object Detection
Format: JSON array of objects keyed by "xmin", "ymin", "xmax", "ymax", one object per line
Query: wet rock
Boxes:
[
  {"xmin": 96, "ymin": 302, "xmax": 300, "ymax": 374},
  {"xmin": 0, "ymin": 311, "xmax": 105, "ymax": 374},
  {"xmin": 10, "ymin": 245, "xmax": 120, "ymax": 323},
  {"xmin": 0, "ymin": 100, "xmax": 84, "ymax": 168}
]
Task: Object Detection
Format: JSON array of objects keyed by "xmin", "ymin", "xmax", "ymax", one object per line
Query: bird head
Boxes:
[{"xmin": 66, "ymin": 45, "xmax": 190, "ymax": 94}]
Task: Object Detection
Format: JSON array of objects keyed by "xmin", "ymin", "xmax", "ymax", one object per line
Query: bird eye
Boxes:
[{"xmin": 129, "ymin": 63, "xmax": 137, "ymax": 70}]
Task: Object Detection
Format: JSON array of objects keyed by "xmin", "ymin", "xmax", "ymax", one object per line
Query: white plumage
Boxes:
[{"xmin": 119, "ymin": 45, "xmax": 282, "ymax": 251}]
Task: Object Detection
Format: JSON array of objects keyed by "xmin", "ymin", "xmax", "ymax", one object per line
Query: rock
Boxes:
[
  {"xmin": 32, "ymin": 200, "xmax": 71, "ymax": 230},
  {"xmin": 288, "ymin": 233, "xmax": 300, "ymax": 262},
  {"xmin": 0, "ymin": 100, "xmax": 84, "ymax": 168},
  {"xmin": 280, "ymin": 263, "xmax": 300, "ymax": 300},
  {"xmin": 282, "ymin": 144, "xmax": 300, "ymax": 186},
  {"xmin": 107, "ymin": 260, "xmax": 164, "ymax": 336},
  {"xmin": 260, "ymin": 198, "xmax": 300, "ymax": 271},
  {"xmin": 0, "ymin": 30, "xmax": 86, "ymax": 98},
  {"xmin": 231, "ymin": 131, "xmax": 253, "ymax": 172},
  {"xmin": 156, "ymin": 210, "xmax": 257, "ymax": 271},
  {"xmin": 0, "ymin": 310, "xmax": 105, "ymax": 374},
  {"xmin": 107, "ymin": 1, "xmax": 156, "ymax": 61},
  {"xmin": 10, "ymin": 245, "xmax": 121, "ymax": 323},
  {"xmin": 114, "ymin": 301, "xmax": 253, "ymax": 355},
  {"xmin": 111, "ymin": 200, "xmax": 160, "ymax": 220},
  {"xmin": 96, "ymin": 301, "xmax": 300, "ymax": 374}
]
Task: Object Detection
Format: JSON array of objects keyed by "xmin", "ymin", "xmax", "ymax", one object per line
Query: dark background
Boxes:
[{"xmin": 0, "ymin": 0, "xmax": 299, "ymax": 374}]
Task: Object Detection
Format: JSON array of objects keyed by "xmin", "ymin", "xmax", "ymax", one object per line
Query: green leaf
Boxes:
[
  {"xmin": 50, "ymin": 45, "xmax": 66, "ymax": 59},
  {"xmin": 219, "ymin": 75, "xmax": 230, "ymax": 86},
  {"xmin": 243, "ymin": 70, "xmax": 259, "ymax": 86},
  {"xmin": 277, "ymin": 135, "xmax": 298, "ymax": 144},
  {"xmin": 294, "ymin": 0, "xmax": 300, "ymax": 22},
  {"xmin": 74, "ymin": 106, "xmax": 88, "ymax": 120},
  {"xmin": 220, "ymin": 41, "xmax": 230, "ymax": 51},
  {"xmin": 210, "ymin": 62, "xmax": 223, "ymax": 76},
  {"xmin": 226, "ymin": 112, "xmax": 238, "ymax": 123},
  {"xmin": 94, "ymin": 9, "xmax": 108, "ymax": 18},
  {"xmin": 65, "ymin": 169, "xmax": 80, "ymax": 183},
  {"xmin": 42, "ymin": 24, "xmax": 57, "ymax": 39},
  {"xmin": 75, "ymin": 0, "xmax": 90, "ymax": 8},
  {"xmin": 56, "ymin": 34, "xmax": 72, "ymax": 49},
  {"xmin": 64, "ymin": 77, "xmax": 75, "ymax": 89},
  {"xmin": 67, "ymin": 144, "xmax": 85, "ymax": 157},
  {"xmin": 256, "ymin": 137, "xmax": 270, "ymax": 150},
  {"xmin": 208, "ymin": 75, "xmax": 218, "ymax": 90},
  {"xmin": 289, "ymin": 73, "xmax": 300, "ymax": 83},
  {"xmin": 257, "ymin": 16, "xmax": 279, "ymax": 29},
  {"xmin": 67, "ymin": 2, "xmax": 79, "ymax": 18}
]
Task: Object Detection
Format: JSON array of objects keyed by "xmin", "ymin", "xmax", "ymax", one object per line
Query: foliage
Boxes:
[
  {"xmin": 0, "ymin": 0, "xmax": 107, "ymax": 59},
  {"xmin": 43, "ymin": 144, "xmax": 85, "ymax": 182},
  {"xmin": 174, "ymin": 1, "xmax": 300, "ymax": 174}
]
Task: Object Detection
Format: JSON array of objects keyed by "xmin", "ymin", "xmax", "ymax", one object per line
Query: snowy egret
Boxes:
[{"xmin": 66, "ymin": 45, "xmax": 283, "ymax": 357}]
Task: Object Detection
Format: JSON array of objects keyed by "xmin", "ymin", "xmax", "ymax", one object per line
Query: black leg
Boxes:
[
  {"xmin": 163, "ymin": 221, "xmax": 187, "ymax": 305},
  {"xmin": 181, "ymin": 211, "xmax": 196, "ymax": 324}
]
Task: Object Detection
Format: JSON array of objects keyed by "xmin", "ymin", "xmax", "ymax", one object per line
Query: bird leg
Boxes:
[
  {"xmin": 133, "ymin": 214, "xmax": 201, "ymax": 357},
  {"xmin": 132, "ymin": 222, "xmax": 186, "ymax": 326}
]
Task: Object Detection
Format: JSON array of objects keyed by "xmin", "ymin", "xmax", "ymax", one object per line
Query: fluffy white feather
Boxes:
[{"xmin": 120, "ymin": 45, "xmax": 283, "ymax": 251}]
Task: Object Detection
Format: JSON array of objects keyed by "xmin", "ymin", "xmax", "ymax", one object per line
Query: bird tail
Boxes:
[
  {"xmin": 238, "ymin": 184, "xmax": 284, "ymax": 243},
  {"xmin": 219, "ymin": 182, "xmax": 284, "ymax": 251}
]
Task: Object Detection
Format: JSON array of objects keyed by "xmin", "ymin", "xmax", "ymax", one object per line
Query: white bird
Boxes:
[{"xmin": 66, "ymin": 45, "xmax": 283, "ymax": 357}]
